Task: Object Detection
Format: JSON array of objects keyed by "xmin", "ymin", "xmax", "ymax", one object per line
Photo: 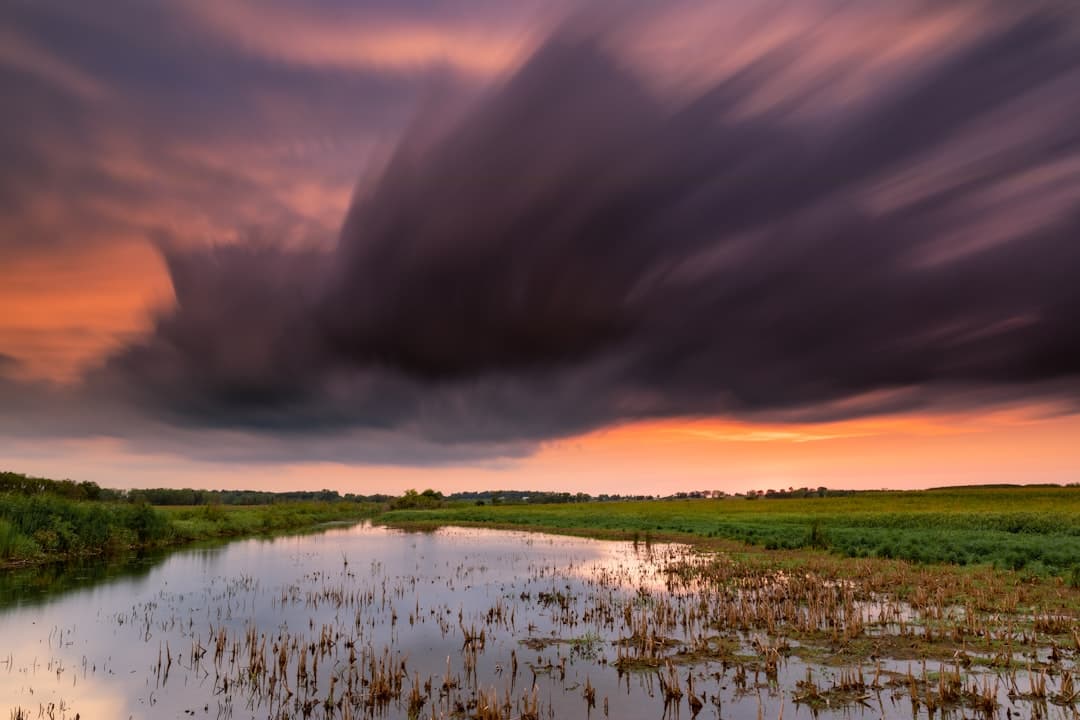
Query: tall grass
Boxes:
[
  {"xmin": 0, "ymin": 493, "xmax": 378, "ymax": 566},
  {"xmin": 0, "ymin": 494, "xmax": 161, "ymax": 561},
  {"xmin": 162, "ymin": 502, "xmax": 379, "ymax": 542}
]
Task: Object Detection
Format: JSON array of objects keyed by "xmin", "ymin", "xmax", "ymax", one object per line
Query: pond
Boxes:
[{"xmin": 0, "ymin": 522, "xmax": 1074, "ymax": 719}]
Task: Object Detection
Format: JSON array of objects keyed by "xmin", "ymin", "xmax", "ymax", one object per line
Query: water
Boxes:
[{"xmin": 0, "ymin": 523, "xmax": 1074, "ymax": 719}]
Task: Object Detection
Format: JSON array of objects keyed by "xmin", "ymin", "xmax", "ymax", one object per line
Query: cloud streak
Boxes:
[{"xmin": 94, "ymin": 1, "xmax": 1080, "ymax": 451}]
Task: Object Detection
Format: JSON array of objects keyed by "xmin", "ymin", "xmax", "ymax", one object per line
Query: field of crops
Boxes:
[{"xmin": 382, "ymin": 486, "xmax": 1080, "ymax": 576}]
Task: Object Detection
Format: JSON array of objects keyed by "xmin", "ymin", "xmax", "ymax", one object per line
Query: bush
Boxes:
[
  {"xmin": 126, "ymin": 502, "xmax": 169, "ymax": 543},
  {"xmin": 391, "ymin": 489, "xmax": 445, "ymax": 510}
]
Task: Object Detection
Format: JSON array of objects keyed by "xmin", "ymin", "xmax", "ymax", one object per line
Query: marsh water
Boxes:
[{"xmin": 1, "ymin": 523, "xmax": 1075, "ymax": 720}]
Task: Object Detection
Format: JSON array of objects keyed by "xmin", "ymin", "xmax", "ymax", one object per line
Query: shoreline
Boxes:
[{"xmin": 0, "ymin": 501, "xmax": 377, "ymax": 571}]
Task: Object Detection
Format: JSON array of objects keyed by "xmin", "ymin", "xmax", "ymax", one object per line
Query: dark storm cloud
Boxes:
[
  {"xmin": 94, "ymin": 0, "xmax": 1080, "ymax": 451},
  {"xmin": 0, "ymin": 373, "xmax": 534, "ymax": 465}
]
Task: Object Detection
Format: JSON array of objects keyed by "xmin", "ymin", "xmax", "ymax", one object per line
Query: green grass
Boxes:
[
  {"xmin": 0, "ymin": 494, "xmax": 378, "ymax": 567},
  {"xmin": 161, "ymin": 502, "xmax": 378, "ymax": 542},
  {"xmin": 6, "ymin": 483, "xmax": 1080, "ymax": 576},
  {"xmin": 381, "ymin": 487, "xmax": 1080, "ymax": 576}
]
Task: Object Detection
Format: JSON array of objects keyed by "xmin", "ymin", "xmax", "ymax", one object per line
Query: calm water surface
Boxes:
[
  {"xmin": 0, "ymin": 523, "xmax": 1068, "ymax": 720},
  {"xmin": 2, "ymin": 524, "xmax": 692, "ymax": 719}
]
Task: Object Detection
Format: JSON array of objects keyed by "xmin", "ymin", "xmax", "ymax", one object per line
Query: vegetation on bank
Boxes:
[
  {"xmin": 4, "ymin": 470, "xmax": 1080, "ymax": 578},
  {"xmin": 160, "ymin": 502, "xmax": 377, "ymax": 541},
  {"xmin": 0, "ymin": 471, "xmax": 378, "ymax": 567},
  {"xmin": 382, "ymin": 486, "xmax": 1080, "ymax": 577}
]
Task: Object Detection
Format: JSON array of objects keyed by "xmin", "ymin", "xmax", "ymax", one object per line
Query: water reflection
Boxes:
[
  {"xmin": 0, "ymin": 523, "xmax": 1074, "ymax": 720},
  {"xmin": 0, "ymin": 550, "xmax": 167, "ymax": 610}
]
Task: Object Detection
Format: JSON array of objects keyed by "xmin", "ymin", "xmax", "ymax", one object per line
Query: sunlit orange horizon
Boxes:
[{"xmin": 4, "ymin": 406, "xmax": 1078, "ymax": 495}]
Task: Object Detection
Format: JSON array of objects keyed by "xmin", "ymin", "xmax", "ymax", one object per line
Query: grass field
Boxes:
[{"xmin": 381, "ymin": 486, "xmax": 1080, "ymax": 577}]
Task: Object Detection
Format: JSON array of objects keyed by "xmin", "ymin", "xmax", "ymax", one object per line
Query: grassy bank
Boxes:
[
  {"xmin": 160, "ymin": 502, "xmax": 378, "ymax": 542},
  {"xmin": 0, "ymin": 494, "xmax": 378, "ymax": 568},
  {"xmin": 6, "ymin": 476, "xmax": 1079, "ymax": 578},
  {"xmin": 381, "ymin": 486, "xmax": 1080, "ymax": 577}
]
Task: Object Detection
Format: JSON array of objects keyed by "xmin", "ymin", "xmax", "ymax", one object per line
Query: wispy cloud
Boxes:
[
  {"xmin": 0, "ymin": 24, "xmax": 106, "ymax": 99},
  {"xmin": 178, "ymin": 0, "xmax": 540, "ymax": 75}
]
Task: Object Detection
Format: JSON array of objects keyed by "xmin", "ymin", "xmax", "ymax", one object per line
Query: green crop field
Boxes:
[{"xmin": 382, "ymin": 486, "xmax": 1080, "ymax": 576}]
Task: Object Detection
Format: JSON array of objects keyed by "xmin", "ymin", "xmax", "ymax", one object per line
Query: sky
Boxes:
[{"xmin": 2, "ymin": 0, "xmax": 1079, "ymax": 495}]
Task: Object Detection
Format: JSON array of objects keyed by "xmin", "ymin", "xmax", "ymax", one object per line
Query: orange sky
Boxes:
[
  {"xmin": 0, "ymin": 241, "xmax": 172, "ymax": 382},
  {"xmin": 4, "ymin": 405, "xmax": 1079, "ymax": 494}
]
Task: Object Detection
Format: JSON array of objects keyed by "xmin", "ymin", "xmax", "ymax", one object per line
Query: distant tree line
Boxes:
[
  {"xmin": 745, "ymin": 487, "xmax": 858, "ymax": 500},
  {"xmin": 447, "ymin": 490, "xmax": 598, "ymax": 505},
  {"xmin": 126, "ymin": 487, "xmax": 390, "ymax": 506},
  {"xmin": 0, "ymin": 471, "xmax": 389, "ymax": 506},
  {"xmin": 1, "ymin": 471, "xmax": 119, "ymax": 501},
  {"xmin": 21, "ymin": 470, "xmax": 1066, "ymax": 510}
]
